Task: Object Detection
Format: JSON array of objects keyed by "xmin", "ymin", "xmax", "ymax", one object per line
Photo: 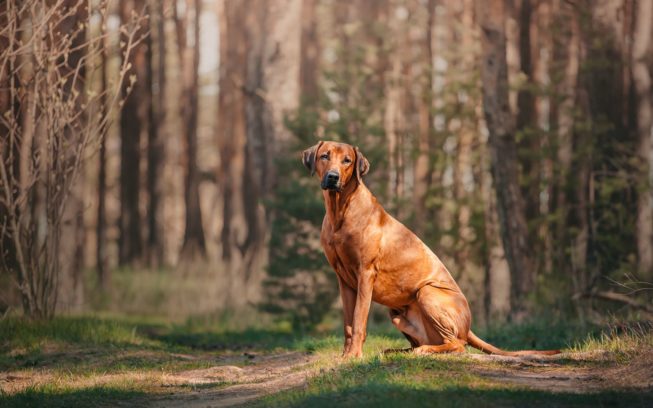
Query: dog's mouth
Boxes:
[{"xmin": 321, "ymin": 180, "xmax": 341, "ymax": 191}]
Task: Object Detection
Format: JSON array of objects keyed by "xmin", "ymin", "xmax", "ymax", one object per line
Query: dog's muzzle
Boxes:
[{"xmin": 321, "ymin": 171, "xmax": 341, "ymax": 190}]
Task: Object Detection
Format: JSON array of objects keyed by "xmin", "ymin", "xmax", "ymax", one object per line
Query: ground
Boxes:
[{"xmin": 1, "ymin": 316, "xmax": 652, "ymax": 407}]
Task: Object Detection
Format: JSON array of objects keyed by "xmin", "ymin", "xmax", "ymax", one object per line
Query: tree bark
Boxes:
[
  {"xmin": 453, "ymin": 0, "xmax": 476, "ymax": 266},
  {"xmin": 632, "ymin": 0, "xmax": 653, "ymax": 280},
  {"xmin": 217, "ymin": 0, "xmax": 250, "ymax": 262},
  {"xmin": 217, "ymin": 0, "xmax": 301, "ymax": 269},
  {"xmin": 58, "ymin": 0, "xmax": 88, "ymax": 311},
  {"xmin": 482, "ymin": 158, "xmax": 512, "ymax": 323},
  {"xmin": 146, "ymin": 0, "xmax": 166, "ymax": 267},
  {"xmin": 552, "ymin": 0, "xmax": 579, "ymax": 278},
  {"xmin": 413, "ymin": 0, "xmax": 435, "ymax": 237},
  {"xmin": 300, "ymin": 0, "xmax": 320, "ymax": 105},
  {"xmin": 178, "ymin": 0, "xmax": 206, "ymax": 261},
  {"xmin": 479, "ymin": 0, "xmax": 536, "ymax": 320},
  {"xmin": 119, "ymin": 0, "xmax": 147, "ymax": 265},
  {"xmin": 97, "ymin": 5, "xmax": 109, "ymax": 288},
  {"xmin": 516, "ymin": 0, "xmax": 540, "ymax": 228}
]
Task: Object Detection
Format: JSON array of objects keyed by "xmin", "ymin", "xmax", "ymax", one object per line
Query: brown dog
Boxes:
[{"xmin": 303, "ymin": 141, "xmax": 559, "ymax": 358}]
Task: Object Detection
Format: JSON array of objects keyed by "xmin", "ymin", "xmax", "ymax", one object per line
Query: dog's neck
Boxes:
[{"xmin": 323, "ymin": 180, "xmax": 370, "ymax": 230}]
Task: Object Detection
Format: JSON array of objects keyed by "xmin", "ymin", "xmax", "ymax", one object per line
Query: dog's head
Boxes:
[{"xmin": 302, "ymin": 141, "xmax": 369, "ymax": 191}]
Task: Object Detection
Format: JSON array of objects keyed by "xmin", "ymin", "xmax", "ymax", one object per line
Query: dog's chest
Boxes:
[{"xmin": 323, "ymin": 230, "xmax": 362, "ymax": 287}]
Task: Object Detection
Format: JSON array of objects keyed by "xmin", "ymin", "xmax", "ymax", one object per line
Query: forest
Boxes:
[{"xmin": 1, "ymin": 0, "xmax": 652, "ymax": 406}]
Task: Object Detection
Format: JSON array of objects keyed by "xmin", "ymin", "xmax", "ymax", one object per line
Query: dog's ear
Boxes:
[
  {"xmin": 355, "ymin": 147, "xmax": 370, "ymax": 182},
  {"xmin": 302, "ymin": 141, "xmax": 323, "ymax": 176}
]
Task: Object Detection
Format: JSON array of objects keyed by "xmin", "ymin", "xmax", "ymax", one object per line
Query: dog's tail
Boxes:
[{"xmin": 467, "ymin": 330, "xmax": 560, "ymax": 356}]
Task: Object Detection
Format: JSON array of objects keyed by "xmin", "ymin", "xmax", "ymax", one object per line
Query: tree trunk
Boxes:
[
  {"xmin": 413, "ymin": 0, "xmax": 435, "ymax": 237},
  {"xmin": 146, "ymin": 0, "xmax": 166, "ymax": 267},
  {"xmin": 534, "ymin": 0, "xmax": 553, "ymax": 275},
  {"xmin": 178, "ymin": 0, "xmax": 206, "ymax": 261},
  {"xmin": 58, "ymin": 0, "xmax": 88, "ymax": 311},
  {"xmin": 0, "ymin": 1, "xmax": 16, "ymax": 289},
  {"xmin": 217, "ymin": 0, "xmax": 301, "ymax": 270},
  {"xmin": 384, "ymin": 5, "xmax": 404, "ymax": 211},
  {"xmin": 300, "ymin": 0, "xmax": 320, "ymax": 105},
  {"xmin": 633, "ymin": 0, "xmax": 653, "ymax": 280},
  {"xmin": 482, "ymin": 158, "xmax": 512, "ymax": 323},
  {"xmin": 516, "ymin": 0, "xmax": 540, "ymax": 228},
  {"xmin": 479, "ymin": 0, "xmax": 536, "ymax": 320},
  {"xmin": 453, "ymin": 0, "xmax": 476, "ymax": 268},
  {"xmin": 119, "ymin": 0, "xmax": 146, "ymax": 265},
  {"xmin": 96, "ymin": 3, "xmax": 110, "ymax": 288},
  {"xmin": 217, "ymin": 0, "xmax": 252, "ymax": 263},
  {"xmin": 552, "ymin": 0, "xmax": 579, "ymax": 279}
]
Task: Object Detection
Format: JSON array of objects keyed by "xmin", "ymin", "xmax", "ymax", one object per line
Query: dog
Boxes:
[{"xmin": 302, "ymin": 140, "xmax": 560, "ymax": 358}]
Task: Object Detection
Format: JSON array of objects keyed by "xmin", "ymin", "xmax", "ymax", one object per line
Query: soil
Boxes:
[
  {"xmin": 144, "ymin": 348, "xmax": 653, "ymax": 407},
  {"xmin": 145, "ymin": 351, "xmax": 316, "ymax": 408},
  {"xmin": 3, "ymin": 348, "xmax": 652, "ymax": 407},
  {"xmin": 470, "ymin": 349, "xmax": 653, "ymax": 393}
]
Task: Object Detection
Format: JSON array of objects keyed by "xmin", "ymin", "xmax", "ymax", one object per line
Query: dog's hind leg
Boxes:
[
  {"xmin": 412, "ymin": 341, "xmax": 465, "ymax": 355},
  {"xmin": 388, "ymin": 307, "xmax": 428, "ymax": 350},
  {"xmin": 413, "ymin": 285, "xmax": 471, "ymax": 354}
]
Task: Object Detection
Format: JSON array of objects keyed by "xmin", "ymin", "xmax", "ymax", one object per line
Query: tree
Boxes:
[
  {"xmin": 0, "ymin": 0, "xmax": 142, "ymax": 317},
  {"xmin": 146, "ymin": 0, "xmax": 167, "ymax": 267},
  {"xmin": 300, "ymin": 0, "xmax": 320, "ymax": 105},
  {"xmin": 413, "ymin": 0, "xmax": 435, "ymax": 237},
  {"xmin": 515, "ymin": 0, "xmax": 540, "ymax": 226},
  {"xmin": 632, "ymin": 0, "xmax": 653, "ymax": 280},
  {"xmin": 550, "ymin": 0, "xmax": 579, "ymax": 281},
  {"xmin": 97, "ymin": 4, "xmax": 110, "ymax": 288},
  {"xmin": 217, "ymin": 0, "xmax": 301, "ymax": 275},
  {"xmin": 119, "ymin": 0, "xmax": 147, "ymax": 265},
  {"xmin": 58, "ymin": 0, "xmax": 89, "ymax": 311},
  {"xmin": 177, "ymin": 0, "xmax": 206, "ymax": 261},
  {"xmin": 478, "ymin": 0, "xmax": 536, "ymax": 320}
]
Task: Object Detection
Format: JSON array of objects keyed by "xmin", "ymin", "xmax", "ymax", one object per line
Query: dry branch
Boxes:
[
  {"xmin": 574, "ymin": 291, "xmax": 653, "ymax": 316},
  {"xmin": 0, "ymin": 0, "xmax": 147, "ymax": 318}
]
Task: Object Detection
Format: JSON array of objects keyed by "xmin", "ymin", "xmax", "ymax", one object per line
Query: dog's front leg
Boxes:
[
  {"xmin": 344, "ymin": 267, "xmax": 375, "ymax": 358},
  {"xmin": 337, "ymin": 274, "xmax": 356, "ymax": 355}
]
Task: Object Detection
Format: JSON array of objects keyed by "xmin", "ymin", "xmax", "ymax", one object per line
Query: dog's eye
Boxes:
[
  {"xmin": 320, "ymin": 154, "xmax": 329, "ymax": 160},
  {"xmin": 343, "ymin": 157, "xmax": 352, "ymax": 164}
]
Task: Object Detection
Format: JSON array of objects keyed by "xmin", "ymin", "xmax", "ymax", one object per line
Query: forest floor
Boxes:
[{"xmin": 1, "ymin": 316, "xmax": 652, "ymax": 407}]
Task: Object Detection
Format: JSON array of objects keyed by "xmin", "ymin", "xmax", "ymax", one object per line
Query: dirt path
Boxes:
[
  {"xmin": 146, "ymin": 351, "xmax": 316, "ymax": 408},
  {"xmin": 143, "ymin": 348, "xmax": 653, "ymax": 407},
  {"xmin": 469, "ymin": 349, "xmax": 653, "ymax": 393}
]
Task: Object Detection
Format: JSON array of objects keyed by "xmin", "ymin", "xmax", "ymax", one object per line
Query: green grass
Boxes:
[
  {"xmin": 257, "ymin": 319, "xmax": 653, "ymax": 407},
  {"xmin": 0, "ymin": 314, "xmax": 312, "ymax": 375},
  {"xmin": 259, "ymin": 340, "xmax": 653, "ymax": 407},
  {"xmin": 1, "ymin": 385, "xmax": 146, "ymax": 408},
  {"xmin": 259, "ymin": 359, "xmax": 651, "ymax": 408},
  {"xmin": 1, "ymin": 315, "xmax": 652, "ymax": 407}
]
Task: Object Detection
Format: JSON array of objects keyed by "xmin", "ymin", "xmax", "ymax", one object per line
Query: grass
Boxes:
[
  {"xmin": 3, "ymin": 385, "xmax": 146, "ymax": 408},
  {"xmin": 1, "ymin": 315, "xmax": 652, "ymax": 407},
  {"xmin": 257, "ymin": 319, "xmax": 653, "ymax": 407},
  {"xmin": 260, "ymin": 364, "xmax": 650, "ymax": 408},
  {"xmin": 0, "ymin": 314, "xmax": 297, "ymax": 407}
]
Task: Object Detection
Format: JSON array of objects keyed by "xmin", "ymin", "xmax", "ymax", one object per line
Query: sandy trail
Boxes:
[
  {"xmin": 146, "ymin": 351, "xmax": 316, "ymax": 408},
  {"xmin": 469, "ymin": 349, "xmax": 653, "ymax": 393},
  {"xmin": 145, "ymin": 347, "xmax": 653, "ymax": 407},
  {"xmin": 6, "ymin": 347, "xmax": 647, "ymax": 407}
]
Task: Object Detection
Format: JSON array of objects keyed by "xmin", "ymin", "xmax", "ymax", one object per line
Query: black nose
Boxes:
[{"xmin": 326, "ymin": 171, "xmax": 339, "ymax": 182}]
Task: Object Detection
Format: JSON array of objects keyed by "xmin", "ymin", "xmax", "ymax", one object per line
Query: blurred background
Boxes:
[{"xmin": 1, "ymin": 0, "xmax": 652, "ymax": 330}]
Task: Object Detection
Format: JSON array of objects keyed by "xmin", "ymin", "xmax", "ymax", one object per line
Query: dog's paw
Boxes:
[
  {"xmin": 412, "ymin": 345, "xmax": 431, "ymax": 356},
  {"xmin": 342, "ymin": 349, "xmax": 363, "ymax": 359}
]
